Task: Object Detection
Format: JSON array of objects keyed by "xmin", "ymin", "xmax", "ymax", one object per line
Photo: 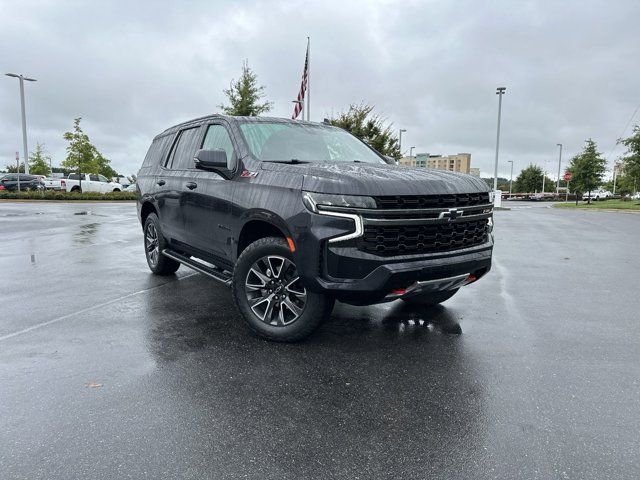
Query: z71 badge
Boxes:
[{"xmin": 240, "ymin": 170, "xmax": 259, "ymax": 178}]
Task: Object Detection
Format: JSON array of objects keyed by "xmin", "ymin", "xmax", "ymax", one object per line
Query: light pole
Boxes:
[
  {"xmin": 541, "ymin": 159, "xmax": 549, "ymax": 193},
  {"xmin": 399, "ymin": 129, "xmax": 406, "ymax": 156},
  {"xmin": 493, "ymin": 87, "xmax": 506, "ymax": 198},
  {"xmin": 6, "ymin": 73, "xmax": 37, "ymax": 175},
  {"xmin": 508, "ymin": 160, "xmax": 514, "ymax": 196},
  {"xmin": 409, "ymin": 146, "xmax": 415, "ymax": 157},
  {"xmin": 555, "ymin": 143, "xmax": 563, "ymax": 191}
]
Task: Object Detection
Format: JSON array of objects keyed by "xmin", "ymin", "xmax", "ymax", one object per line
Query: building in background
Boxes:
[
  {"xmin": 469, "ymin": 168, "xmax": 481, "ymax": 177},
  {"xmin": 399, "ymin": 153, "xmax": 472, "ymax": 174}
]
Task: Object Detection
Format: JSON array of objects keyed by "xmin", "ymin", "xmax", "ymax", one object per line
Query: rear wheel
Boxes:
[
  {"xmin": 402, "ymin": 289, "xmax": 459, "ymax": 307},
  {"xmin": 232, "ymin": 237, "xmax": 332, "ymax": 342},
  {"xmin": 143, "ymin": 213, "xmax": 179, "ymax": 275},
  {"xmin": 70, "ymin": 186, "xmax": 82, "ymax": 193}
]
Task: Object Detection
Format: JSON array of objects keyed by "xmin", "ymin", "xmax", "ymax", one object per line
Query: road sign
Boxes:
[
  {"xmin": 15, "ymin": 151, "xmax": 19, "ymax": 161},
  {"xmin": 563, "ymin": 171, "xmax": 572, "ymax": 182}
]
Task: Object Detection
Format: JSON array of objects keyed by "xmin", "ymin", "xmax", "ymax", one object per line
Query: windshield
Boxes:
[{"xmin": 239, "ymin": 122, "xmax": 385, "ymax": 164}]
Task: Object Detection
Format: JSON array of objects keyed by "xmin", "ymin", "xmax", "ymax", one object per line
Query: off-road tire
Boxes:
[
  {"xmin": 402, "ymin": 289, "xmax": 459, "ymax": 307},
  {"xmin": 143, "ymin": 213, "xmax": 180, "ymax": 275},
  {"xmin": 232, "ymin": 237, "xmax": 332, "ymax": 342}
]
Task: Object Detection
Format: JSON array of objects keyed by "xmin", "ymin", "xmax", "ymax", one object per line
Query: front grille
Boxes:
[
  {"xmin": 372, "ymin": 192, "xmax": 490, "ymax": 209},
  {"xmin": 358, "ymin": 218, "xmax": 490, "ymax": 256}
]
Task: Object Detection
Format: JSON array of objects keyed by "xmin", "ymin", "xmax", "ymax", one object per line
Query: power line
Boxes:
[{"xmin": 606, "ymin": 102, "xmax": 640, "ymax": 163}]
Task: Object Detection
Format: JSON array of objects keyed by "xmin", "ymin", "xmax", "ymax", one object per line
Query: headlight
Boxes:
[{"xmin": 302, "ymin": 191, "xmax": 376, "ymax": 212}]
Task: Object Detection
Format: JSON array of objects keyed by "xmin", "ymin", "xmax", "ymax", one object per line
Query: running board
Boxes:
[{"xmin": 162, "ymin": 249, "xmax": 232, "ymax": 286}]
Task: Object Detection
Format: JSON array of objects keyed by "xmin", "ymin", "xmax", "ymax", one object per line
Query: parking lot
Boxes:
[{"xmin": 1, "ymin": 201, "xmax": 639, "ymax": 479}]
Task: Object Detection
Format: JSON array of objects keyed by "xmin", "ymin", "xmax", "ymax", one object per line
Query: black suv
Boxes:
[
  {"xmin": 0, "ymin": 173, "xmax": 45, "ymax": 192},
  {"xmin": 137, "ymin": 115, "xmax": 493, "ymax": 341}
]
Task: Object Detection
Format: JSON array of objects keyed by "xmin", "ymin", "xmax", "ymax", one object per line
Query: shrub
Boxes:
[{"xmin": 0, "ymin": 190, "xmax": 137, "ymax": 201}]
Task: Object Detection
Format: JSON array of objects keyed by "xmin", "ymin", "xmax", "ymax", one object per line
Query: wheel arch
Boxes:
[
  {"xmin": 140, "ymin": 201, "xmax": 158, "ymax": 229},
  {"xmin": 237, "ymin": 213, "xmax": 293, "ymax": 260}
]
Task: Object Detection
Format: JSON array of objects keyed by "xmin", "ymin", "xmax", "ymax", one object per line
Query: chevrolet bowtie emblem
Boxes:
[{"xmin": 438, "ymin": 208, "xmax": 464, "ymax": 221}]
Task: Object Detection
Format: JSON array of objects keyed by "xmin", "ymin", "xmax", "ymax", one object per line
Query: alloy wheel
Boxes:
[
  {"xmin": 244, "ymin": 255, "xmax": 307, "ymax": 326},
  {"xmin": 145, "ymin": 223, "xmax": 159, "ymax": 267}
]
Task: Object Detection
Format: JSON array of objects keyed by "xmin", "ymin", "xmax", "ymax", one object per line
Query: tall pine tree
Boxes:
[{"xmin": 219, "ymin": 60, "xmax": 272, "ymax": 116}]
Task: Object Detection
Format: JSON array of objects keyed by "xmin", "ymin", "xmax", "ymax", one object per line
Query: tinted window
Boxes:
[
  {"xmin": 167, "ymin": 127, "xmax": 201, "ymax": 170},
  {"xmin": 202, "ymin": 124, "xmax": 236, "ymax": 169},
  {"xmin": 239, "ymin": 122, "xmax": 384, "ymax": 164},
  {"xmin": 20, "ymin": 174, "xmax": 34, "ymax": 181},
  {"xmin": 98, "ymin": 174, "xmax": 109, "ymax": 182},
  {"xmin": 142, "ymin": 134, "xmax": 174, "ymax": 168},
  {"xmin": 68, "ymin": 174, "xmax": 80, "ymax": 180},
  {"xmin": 89, "ymin": 174, "xmax": 100, "ymax": 182}
]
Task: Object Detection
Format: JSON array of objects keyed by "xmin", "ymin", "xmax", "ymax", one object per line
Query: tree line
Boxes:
[
  {"xmin": 512, "ymin": 131, "xmax": 640, "ymax": 201},
  {"xmin": 4, "ymin": 117, "xmax": 118, "ymax": 179}
]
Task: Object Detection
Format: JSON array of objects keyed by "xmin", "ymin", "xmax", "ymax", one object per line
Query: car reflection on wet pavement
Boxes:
[{"xmin": 1, "ymin": 201, "xmax": 639, "ymax": 479}]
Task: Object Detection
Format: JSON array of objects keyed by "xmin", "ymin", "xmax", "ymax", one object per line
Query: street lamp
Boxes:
[
  {"xmin": 399, "ymin": 129, "xmax": 406, "ymax": 156},
  {"xmin": 6, "ymin": 73, "xmax": 37, "ymax": 175},
  {"xmin": 493, "ymin": 87, "xmax": 506, "ymax": 200},
  {"xmin": 556, "ymin": 143, "xmax": 563, "ymax": 191},
  {"xmin": 508, "ymin": 160, "xmax": 514, "ymax": 196},
  {"xmin": 409, "ymin": 146, "xmax": 415, "ymax": 157}
]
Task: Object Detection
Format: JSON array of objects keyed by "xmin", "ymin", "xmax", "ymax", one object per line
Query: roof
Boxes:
[{"xmin": 159, "ymin": 114, "xmax": 319, "ymax": 136}]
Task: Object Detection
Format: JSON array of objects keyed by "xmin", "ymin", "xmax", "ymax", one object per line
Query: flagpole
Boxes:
[{"xmin": 306, "ymin": 36, "xmax": 310, "ymax": 121}]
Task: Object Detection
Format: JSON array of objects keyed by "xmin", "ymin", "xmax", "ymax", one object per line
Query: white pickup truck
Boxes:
[
  {"xmin": 582, "ymin": 189, "xmax": 612, "ymax": 201},
  {"xmin": 46, "ymin": 174, "xmax": 122, "ymax": 193}
]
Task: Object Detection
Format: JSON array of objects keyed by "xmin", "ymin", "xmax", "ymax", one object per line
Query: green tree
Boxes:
[
  {"xmin": 4, "ymin": 163, "xmax": 25, "ymax": 173},
  {"xmin": 29, "ymin": 143, "xmax": 52, "ymax": 176},
  {"xmin": 219, "ymin": 60, "xmax": 272, "ymax": 116},
  {"xmin": 329, "ymin": 103, "xmax": 401, "ymax": 159},
  {"xmin": 619, "ymin": 125, "xmax": 640, "ymax": 188},
  {"xmin": 513, "ymin": 164, "xmax": 545, "ymax": 193},
  {"xmin": 61, "ymin": 118, "xmax": 115, "ymax": 178},
  {"xmin": 567, "ymin": 138, "xmax": 607, "ymax": 204}
]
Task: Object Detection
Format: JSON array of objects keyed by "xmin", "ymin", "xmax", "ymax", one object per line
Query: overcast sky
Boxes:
[{"xmin": 1, "ymin": 0, "xmax": 638, "ymax": 179}]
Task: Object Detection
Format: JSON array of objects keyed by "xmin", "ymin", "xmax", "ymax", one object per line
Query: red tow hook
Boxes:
[
  {"xmin": 390, "ymin": 288, "xmax": 407, "ymax": 295},
  {"xmin": 464, "ymin": 274, "xmax": 478, "ymax": 285}
]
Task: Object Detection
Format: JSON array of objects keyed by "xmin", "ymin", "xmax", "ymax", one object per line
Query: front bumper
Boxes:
[
  {"xmin": 293, "ymin": 210, "xmax": 493, "ymax": 304},
  {"xmin": 314, "ymin": 241, "xmax": 492, "ymax": 305}
]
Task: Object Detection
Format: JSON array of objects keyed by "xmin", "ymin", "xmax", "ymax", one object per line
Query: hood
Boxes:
[{"xmin": 260, "ymin": 162, "xmax": 488, "ymax": 196}]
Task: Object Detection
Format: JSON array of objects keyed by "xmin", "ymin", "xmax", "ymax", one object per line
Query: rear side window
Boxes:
[
  {"xmin": 202, "ymin": 124, "xmax": 236, "ymax": 170},
  {"xmin": 68, "ymin": 174, "xmax": 80, "ymax": 180},
  {"xmin": 142, "ymin": 134, "xmax": 174, "ymax": 168},
  {"xmin": 166, "ymin": 127, "xmax": 201, "ymax": 170},
  {"xmin": 89, "ymin": 174, "xmax": 100, "ymax": 182}
]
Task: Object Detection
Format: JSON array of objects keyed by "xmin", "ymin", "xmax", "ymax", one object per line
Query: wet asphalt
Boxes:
[{"xmin": 0, "ymin": 201, "xmax": 639, "ymax": 480}]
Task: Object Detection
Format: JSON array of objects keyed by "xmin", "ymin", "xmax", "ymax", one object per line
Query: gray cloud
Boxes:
[{"xmin": 1, "ymin": 0, "xmax": 638, "ymax": 179}]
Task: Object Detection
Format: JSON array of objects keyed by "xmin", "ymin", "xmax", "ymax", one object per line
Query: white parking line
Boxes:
[{"xmin": 0, "ymin": 272, "xmax": 197, "ymax": 342}]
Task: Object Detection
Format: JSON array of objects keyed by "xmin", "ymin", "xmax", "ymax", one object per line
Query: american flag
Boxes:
[{"xmin": 292, "ymin": 41, "xmax": 309, "ymax": 120}]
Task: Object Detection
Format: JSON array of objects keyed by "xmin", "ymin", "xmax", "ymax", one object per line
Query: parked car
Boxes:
[
  {"xmin": 43, "ymin": 177, "xmax": 65, "ymax": 190},
  {"xmin": 631, "ymin": 192, "xmax": 640, "ymax": 200},
  {"xmin": 529, "ymin": 192, "xmax": 555, "ymax": 201},
  {"xmin": 582, "ymin": 189, "xmax": 612, "ymax": 201},
  {"xmin": 0, "ymin": 173, "xmax": 45, "ymax": 191},
  {"xmin": 62, "ymin": 173, "xmax": 122, "ymax": 193},
  {"xmin": 137, "ymin": 115, "xmax": 494, "ymax": 341},
  {"xmin": 123, "ymin": 183, "xmax": 137, "ymax": 192}
]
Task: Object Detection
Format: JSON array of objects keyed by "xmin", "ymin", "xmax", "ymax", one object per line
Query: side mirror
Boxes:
[{"xmin": 195, "ymin": 149, "xmax": 227, "ymax": 170}]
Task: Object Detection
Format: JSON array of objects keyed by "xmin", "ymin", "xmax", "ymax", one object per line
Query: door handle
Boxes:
[
  {"xmin": 156, "ymin": 180, "xmax": 166, "ymax": 186},
  {"xmin": 186, "ymin": 182, "xmax": 198, "ymax": 190}
]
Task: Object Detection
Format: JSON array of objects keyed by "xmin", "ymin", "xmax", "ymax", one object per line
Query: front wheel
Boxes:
[
  {"xmin": 402, "ymin": 289, "xmax": 459, "ymax": 307},
  {"xmin": 232, "ymin": 237, "xmax": 333, "ymax": 342}
]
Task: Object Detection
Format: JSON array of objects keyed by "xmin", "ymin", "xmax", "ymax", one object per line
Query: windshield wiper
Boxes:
[{"xmin": 262, "ymin": 159, "xmax": 310, "ymax": 164}]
